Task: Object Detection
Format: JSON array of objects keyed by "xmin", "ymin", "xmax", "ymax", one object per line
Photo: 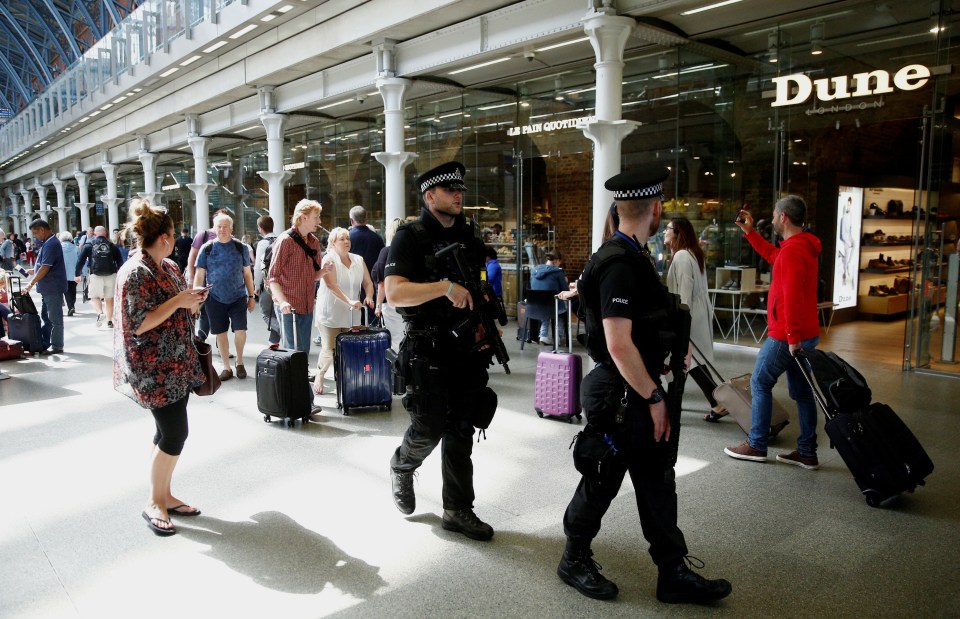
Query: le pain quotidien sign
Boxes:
[{"xmin": 765, "ymin": 64, "xmax": 952, "ymax": 113}]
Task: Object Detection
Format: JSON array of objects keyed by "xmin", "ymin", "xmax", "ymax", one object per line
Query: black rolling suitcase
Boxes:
[
  {"xmin": 7, "ymin": 314, "xmax": 42, "ymax": 353},
  {"xmin": 795, "ymin": 349, "xmax": 933, "ymax": 507},
  {"xmin": 334, "ymin": 307, "xmax": 392, "ymax": 415},
  {"xmin": 256, "ymin": 313, "xmax": 312, "ymax": 427}
]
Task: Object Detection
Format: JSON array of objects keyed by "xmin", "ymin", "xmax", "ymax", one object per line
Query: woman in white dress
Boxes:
[
  {"xmin": 664, "ymin": 217, "xmax": 726, "ymax": 420},
  {"xmin": 313, "ymin": 227, "xmax": 374, "ymax": 395}
]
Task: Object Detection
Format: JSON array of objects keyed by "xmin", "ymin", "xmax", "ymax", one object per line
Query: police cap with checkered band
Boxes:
[
  {"xmin": 604, "ymin": 166, "xmax": 670, "ymax": 201},
  {"xmin": 417, "ymin": 161, "xmax": 467, "ymax": 195}
]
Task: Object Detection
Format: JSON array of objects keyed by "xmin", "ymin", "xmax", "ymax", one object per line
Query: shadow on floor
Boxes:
[{"xmin": 177, "ymin": 511, "xmax": 388, "ymax": 597}]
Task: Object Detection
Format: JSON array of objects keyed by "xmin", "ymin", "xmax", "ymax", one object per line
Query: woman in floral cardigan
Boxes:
[{"xmin": 115, "ymin": 199, "xmax": 209, "ymax": 537}]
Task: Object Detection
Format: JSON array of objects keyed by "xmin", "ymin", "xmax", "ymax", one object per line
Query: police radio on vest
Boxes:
[{"xmin": 770, "ymin": 64, "xmax": 930, "ymax": 108}]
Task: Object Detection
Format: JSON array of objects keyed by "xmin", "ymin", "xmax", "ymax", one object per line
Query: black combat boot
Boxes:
[
  {"xmin": 391, "ymin": 469, "xmax": 415, "ymax": 515},
  {"xmin": 656, "ymin": 557, "xmax": 732, "ymax": 604},
  {"xmin": 441, "ymin": 508, "xmax": 494, "ymax": 541},
  {"xmin": 557, "ymin": 545, "xmax": 619, "ymax": 600}
]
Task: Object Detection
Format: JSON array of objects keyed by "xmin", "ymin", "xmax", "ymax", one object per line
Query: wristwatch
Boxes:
[{"xmin": 645, "ymin": 386, "xmax": 666, "ymax": 405}]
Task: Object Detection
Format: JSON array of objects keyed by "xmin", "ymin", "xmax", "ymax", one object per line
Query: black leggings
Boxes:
[{"xmin": 150, "ymin": 394, "xmax": 190, "ymax": 456}]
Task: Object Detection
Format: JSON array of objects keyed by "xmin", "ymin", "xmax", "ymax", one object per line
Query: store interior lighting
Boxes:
[
  {"xmin": 768, "ymin": 31, "xmax": 779, "ymax": 63},
  {"xmin": 810, "ymin": 21, "xmax": 824, "ymax": 55}
]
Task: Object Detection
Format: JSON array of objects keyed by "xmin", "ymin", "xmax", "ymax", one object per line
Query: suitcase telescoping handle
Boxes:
[
  {"xmin": 690, "ymin": 340, "xmax": 725, "ymax": 384},
  {"xmin": 554, "ymin": 295, "xmax": 574, "ymax": 354},
  {"xmin": 793, "ymin": 349, "xmax": 836, "ymax": 421},
  {"xmin": 350, "ymin": 304, "xmax": 370, "ymax": 330},
  {"xmin": 277, "ymin": 309, "xmax": 298, "ymax": 349}
]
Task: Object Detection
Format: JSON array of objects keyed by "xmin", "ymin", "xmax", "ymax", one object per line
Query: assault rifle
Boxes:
[
  {"xmin": 661, "ymin": 293, "xmax": 691, "ymax": 466},
  {"xmin": 435, "ymin": 242, "xmax": 511, "ymax": 374}
]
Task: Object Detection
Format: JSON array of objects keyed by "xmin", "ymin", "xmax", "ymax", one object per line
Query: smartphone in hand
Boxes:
[{"xmin": 194, "ymin": 284, "xmax": 214, "ymax": 294}]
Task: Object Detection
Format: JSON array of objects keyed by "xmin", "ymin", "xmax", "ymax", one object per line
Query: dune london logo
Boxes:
[{"xmin": 771, "ymin": 64, "xmax": 931, "ymax": 108}]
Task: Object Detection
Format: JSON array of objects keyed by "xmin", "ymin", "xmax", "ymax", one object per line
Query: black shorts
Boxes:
[{"xmin": 205, "ymin": 296, "xmax": 248, "ymax": 334}]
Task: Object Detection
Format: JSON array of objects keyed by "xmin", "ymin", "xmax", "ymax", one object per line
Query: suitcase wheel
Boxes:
[
  {"xmin": 342, "ymin": 407, "xmax": 350, "ymax": 416},
  {"xmin": 286, "ymin": 418, "xmax": 295, "ymax": 428},
  {"xmin": 575, "ymin": 414, "xmax": 582, "ymax": 422},
  {"xmin": 301, "ymin": 416, "xmax": 310, "ymax": 424},
  {"xmin": 263, "ymin": 415, "xmax": 272, "ymax": 423},
  {"xmin": 865, "ymin": 491, "xmax": 884, "ymax": 508},
  {"xmin": 535, "ymin": 409, "xmax": 544, "ymax": 418}
]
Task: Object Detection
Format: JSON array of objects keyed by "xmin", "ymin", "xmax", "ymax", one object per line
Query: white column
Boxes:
[
  {"xmin": 7, "ymin": 191, "xmax": 20, "ymax": 235},
  {"xmin": 186, "ymin": 136, "xmax": 216, "ymax": 231},
  {"xmin": 374, "ymin": 77, "xmax": 417, "ymax": 225},
  {"xmin": 75, "ymin": 171, "xmax": 93, "ymax": 231},
  {"xmin": 138, "ymin": 151, "xmax": 162, "ymax": 206},
  {"xmin": 581, "ymin": 8, "xmax": 637, "ymax": 252},
  {"xmin": 101, "ymin": 163, "xmax": 122, "ymax": 232},
  {"xmin": 34, "ymin": 181, "xmax": 52, "ymax": 228},
  {"xmin": 19, "ymin": 186, "xmax": 34, "ymax": 226},
  {"xmin": 52, "ymin": 178, "xmax": 70, "ymax": 231},
  {"xmin": 257, "ymin": 113, "xmax": 292, "ymax": 227}
]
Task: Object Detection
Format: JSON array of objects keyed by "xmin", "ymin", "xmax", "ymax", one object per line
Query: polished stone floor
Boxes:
[{"xmin": 1, "ymin": 303, "xmax": 958, "ymax": 619}]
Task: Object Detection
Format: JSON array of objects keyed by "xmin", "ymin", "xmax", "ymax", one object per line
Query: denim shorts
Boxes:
[{"xmin": 205, "ymin": 295, "xmax": 248, "ymax": 334}]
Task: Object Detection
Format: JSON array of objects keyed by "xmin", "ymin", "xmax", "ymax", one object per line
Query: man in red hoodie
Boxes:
[{"xmin": 724, "ymin": 195, "xmax": 823, "ymax": 469}]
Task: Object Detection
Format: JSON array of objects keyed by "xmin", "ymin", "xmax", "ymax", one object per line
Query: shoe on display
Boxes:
[
  {"xmin": 868, "ymin": 286, "xmax": 888, "ymax": 297},
  {"xmin": 656, "ymin": 559, "xmax": 732, "ymax": 604},
  {"xmin": 441, "ymin": 508, "xmax": 494, "ymax": 541},
  {"xmin": 776, "ymin": 450, "xmax": 820, "ymax": 470},
  {"xmin": 557, "ymin": 548, "xmax": 619, "ymax": 600}
]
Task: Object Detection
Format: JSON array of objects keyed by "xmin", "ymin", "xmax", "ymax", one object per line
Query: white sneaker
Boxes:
[
  {"xmin": 539, "ymin": 337, "xmax": 553, "ymax": 346},
  {"xmin": 95, "ymin": 314, "xmax": 104, "ymax": 328}
]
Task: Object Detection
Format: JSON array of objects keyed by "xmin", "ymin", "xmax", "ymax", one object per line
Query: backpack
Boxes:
[
  {"xmin": 803, "ymin": 349, "xmax": 872, "ymax": 413},
  {"xmin": 91, "ymin": 241, "xmax": 116, "ymax": 275},
  {"xmin": 258, "ymin": 235, "xmax": 278, "ymax": 294},
  {"xmin": 202, "ymin": 238, "xmax": 245, "ymax": 260}
]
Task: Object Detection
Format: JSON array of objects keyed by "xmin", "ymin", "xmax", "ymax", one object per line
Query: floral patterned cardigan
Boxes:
[{"xmin": 114, "ymin": 250, "xmax": 204, "ymax": 410}]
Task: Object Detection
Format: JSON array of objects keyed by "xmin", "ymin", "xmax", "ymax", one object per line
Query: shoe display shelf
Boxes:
[{"xmin": 858, "ymin": 203, "xmax": 916, "ymax": 315}]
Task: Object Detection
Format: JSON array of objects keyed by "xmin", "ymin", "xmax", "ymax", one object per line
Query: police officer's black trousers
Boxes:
[
  {"xmin": 390, "ymin": 345, "xmax": 491, "ymax": 511},
  {"xmin": 562, "ymin": 404, "xmax": 688, "ymax": 569},
  {"xmin": 391, "ymin": 421, "xmax": 475, "ymax": 510}
]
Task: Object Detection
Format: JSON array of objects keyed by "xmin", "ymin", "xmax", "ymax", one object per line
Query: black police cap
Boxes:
[
  {"xmin": 604, "ymin": 166, "xmax": 670, "ymax": 200},
  {"xmin": 417, "ymin": 161, "xmax": 467, "ymax": 194}
]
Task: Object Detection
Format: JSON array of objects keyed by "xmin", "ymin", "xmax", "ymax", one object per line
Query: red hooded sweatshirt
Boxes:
[{"xmin": 744, "ymin": 229, "xmax": 822, "ymax": 344}]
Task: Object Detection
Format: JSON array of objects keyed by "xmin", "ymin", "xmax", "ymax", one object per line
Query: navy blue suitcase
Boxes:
[
  {"xmin": 8, "ymin": 313, "xmax": 42, "ymax": 353},
  {"xmin": 334, "ymin": 311, "xmax": 392, "ymax": 415}
]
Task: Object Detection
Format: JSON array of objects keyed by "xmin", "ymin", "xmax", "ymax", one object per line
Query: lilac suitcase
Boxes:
[{"xmin": 534, "ymin": 298, "xmax": 582, "ymax": 422}]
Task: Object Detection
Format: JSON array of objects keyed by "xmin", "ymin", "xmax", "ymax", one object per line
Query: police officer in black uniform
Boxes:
[
  {"xmin": 385, "ymin": 161, "xmax": 497, "ymax": 541},
  {"xmin": 557, "ymin": 167, "xmax": 732, "ymax": 604}
]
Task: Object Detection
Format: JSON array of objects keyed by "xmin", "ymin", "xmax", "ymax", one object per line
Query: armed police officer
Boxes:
[
  {"xmin": 558, "ymin": 167, "xmax": 732, "ymax": 604},
  {"xmin": 385, "ymin": 161, "xmax": 500, "ymax": 541}
]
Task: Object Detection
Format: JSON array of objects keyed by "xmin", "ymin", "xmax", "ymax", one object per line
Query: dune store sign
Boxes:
[{"xmin": 770, "ymin": 64, "xmax": 932, "ymax": 108}]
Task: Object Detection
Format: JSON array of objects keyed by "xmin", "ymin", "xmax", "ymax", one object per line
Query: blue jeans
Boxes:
[
  {"xmin": 538, "ymin": 311, "xmax": 567, "ymax": 341},
  {"xmin": 749, "ymin": 335, "xmax": 819, "ymax": 455},
  {"xmin": 275, "ymin": 309, "xmax": 313, "ymax": 354},
  {"xmin": 40, "ymin": 292, "xmax": 65, "ymax": 350}
]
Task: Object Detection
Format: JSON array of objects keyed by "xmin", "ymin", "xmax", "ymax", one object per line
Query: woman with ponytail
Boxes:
[{"xmin": 114, "ymin": 199, "xmax": 210, "ymax": 536}]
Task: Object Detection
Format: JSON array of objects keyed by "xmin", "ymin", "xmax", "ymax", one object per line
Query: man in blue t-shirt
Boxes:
[
  {"xmin": 23, "ymin": 219, "xmax": 68, "ymax": 354},
  {"xmin": 194, "ymin": 213, "xmax": 255, "ymax": 381}
]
